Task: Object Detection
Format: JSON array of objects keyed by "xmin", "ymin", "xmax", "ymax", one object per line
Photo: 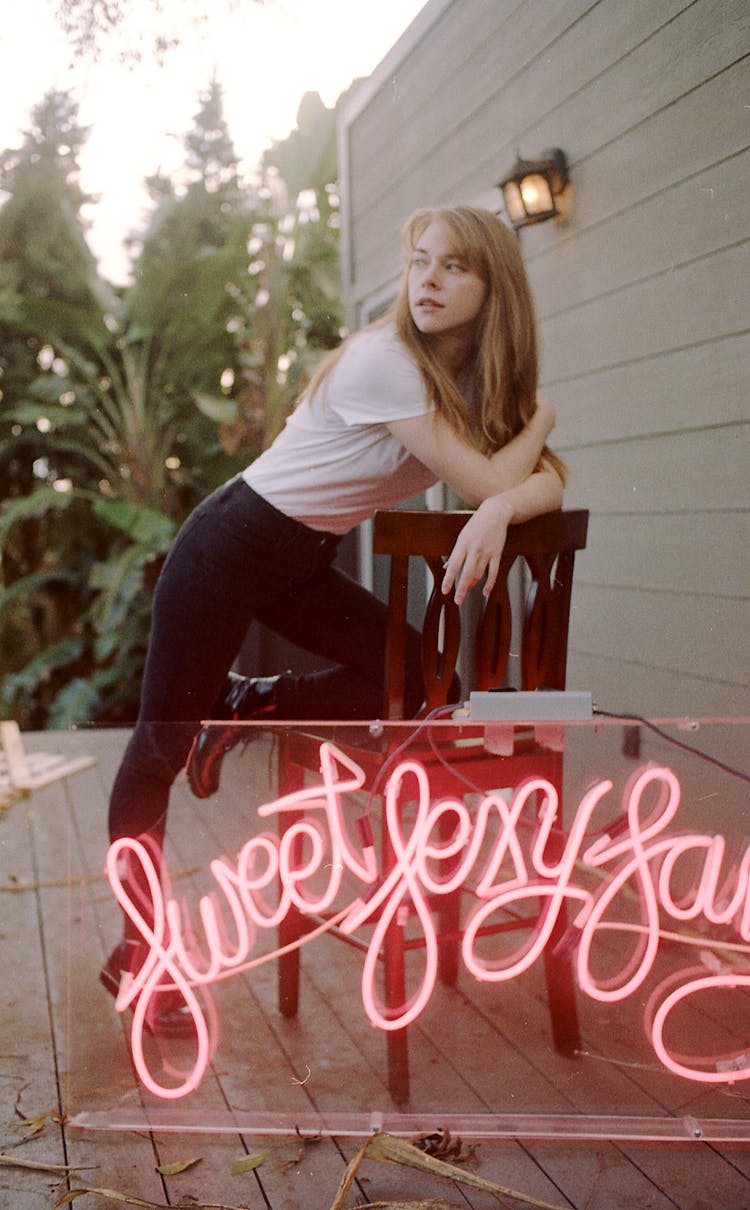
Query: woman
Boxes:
[{"xmin": 102, "ymin": 204, "xmax": 565, "ymax": 1024}]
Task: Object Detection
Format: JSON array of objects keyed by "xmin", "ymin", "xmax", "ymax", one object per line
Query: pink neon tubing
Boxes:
[{"xmin": 103, "ymin": 746, "xmax": 750, "ymax": 1099}]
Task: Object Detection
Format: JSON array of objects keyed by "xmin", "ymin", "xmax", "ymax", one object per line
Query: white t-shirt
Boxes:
[{"xmin": 242, "ymin": 323, "xmax": 438, "ymax": 534}]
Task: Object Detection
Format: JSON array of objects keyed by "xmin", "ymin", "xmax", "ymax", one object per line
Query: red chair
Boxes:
[{"xmin": 277, "ymin": 507, "xmax": 589, "ymax": 1102}]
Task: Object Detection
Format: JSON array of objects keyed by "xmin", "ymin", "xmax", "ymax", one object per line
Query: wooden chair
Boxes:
[{"xmin": 276, "ymin": 507, "xmax": 589, "ymax": 1102}]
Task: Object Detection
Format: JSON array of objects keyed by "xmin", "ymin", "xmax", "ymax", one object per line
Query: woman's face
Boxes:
[{"xmin": 407, "ymin": 219, "xmax": 487, "ymax": 347}]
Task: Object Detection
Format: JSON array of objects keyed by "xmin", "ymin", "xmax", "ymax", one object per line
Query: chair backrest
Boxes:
[{"xmin": 373, "ymin": 508, "xmax": 589, "ymax": 717}]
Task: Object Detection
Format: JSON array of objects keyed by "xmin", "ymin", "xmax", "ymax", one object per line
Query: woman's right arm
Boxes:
[{"xmin": 386, "ymin": 393, "xmax": 555, "ymax": 505}]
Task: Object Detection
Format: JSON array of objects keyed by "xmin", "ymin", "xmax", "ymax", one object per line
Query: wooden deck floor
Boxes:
[{"xmin": 1, "ymin": 726, "xmax": 749, "ymax": 1210}]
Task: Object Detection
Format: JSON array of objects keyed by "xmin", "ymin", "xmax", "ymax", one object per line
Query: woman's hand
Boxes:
[
  {"xmin": 440, "ymin": 462, "xmax": 564, "ymax": 605},
  {"xmin": 441, "ymin": 495, "xmax": 514, "ymax": 605}
]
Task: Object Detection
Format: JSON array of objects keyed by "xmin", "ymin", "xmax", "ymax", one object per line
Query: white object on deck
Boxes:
[{"xmin": 0, "ymin": 720, "xmax": 96, "ymax": 794}]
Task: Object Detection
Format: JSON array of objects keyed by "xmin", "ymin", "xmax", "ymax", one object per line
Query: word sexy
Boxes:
[{"xmin": 106, "ymin": 742, "xmax": 750, "ymax": 1098}]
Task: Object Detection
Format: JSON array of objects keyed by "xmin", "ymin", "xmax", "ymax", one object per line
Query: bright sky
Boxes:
[{"xmin": 1, "ymin": 0, "xmax": 427, "ymax": 282}]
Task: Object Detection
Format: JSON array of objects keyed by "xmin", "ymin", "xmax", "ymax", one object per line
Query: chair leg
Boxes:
[
  {"xmin": 437, "ymin": 892, "xmax": 461, "ymax": 987},
  {"xmin": 384, "ymin": 914, "xmax": 410, "ymax": 1103},
  {"xmin": 382, "ymin": 810, "xmax": 410, "ymax": 1102},
  {"xmin": 540, "ymin": 787, "xmax": 580, "ymax": 1055},
  {"xmin": 437, "ymin": 807, "xmax": 461, "ymax": 987},
  {"xmin": 277, "ymin": 747, "xmax": 304, "ymax": 1018},
  {"xmin": 278, "ymin": 898, "xmax": 303, "ymax": 1017},
  {"xmin": 386, "ymin": 1031, "xmax": 410, "ymax": 1104},
  {"xmin": 543, "ymin": 910, "xmax": 581, "ymax": 1056}
]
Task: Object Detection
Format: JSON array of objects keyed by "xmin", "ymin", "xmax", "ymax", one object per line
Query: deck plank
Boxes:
[
  {"xmin": 30, "ymin": 766, "xmax": 171, "ymax": 1206},
  {"xmin": 0, "ymin": 785, "xmax": 71, "ymax": 1209},
  {"xmin": 1, "ymin": 727, "xmax": 748, "ymax": 1208}
]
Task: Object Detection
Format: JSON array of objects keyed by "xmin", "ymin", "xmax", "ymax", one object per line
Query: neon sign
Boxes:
[{"xmin": 106, "ymin": 743, "xmax": 750, "ymax": 1099}]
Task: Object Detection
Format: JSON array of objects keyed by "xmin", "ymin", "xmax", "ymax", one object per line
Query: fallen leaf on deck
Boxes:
[
  {"xmin": 356, "ymin": 1202, "xmax": 460, "ymax": 1208},
  {"xmin": 156, "ymin": 1156, "xmax": 203, "ymax": 1175},
  {"xmin": 0, "ymin": 1153, "xmax": 73, "ymax": 1174},
  {"xmin": 330, "ymin": 1132, "xmax": 568, "ymax": 1210},
  {"xmin": 231, "ymin": 1151, "xmax": 267, "ymax": 1174},
  {"xmin": 1, "ymin": 1151, "xmax": 245, "ymax": 1210},
  {"xmin": 53, "ymin": 1189, "xmax": 159, "ymax": 1208},
  {"xmin": 328, "ymin": 1136, "xmax": 370, "ymax": 1210},
  {"xmin": 411, "ymin": 1127, "xmax": 475, "ymax": 1164},
  {"xmin": 20, "ymin": 1111, "xmax": 51, "ymax": 1137},
  {"xmin": 53, "ymin": 1185, "xmax": 250, "ymax": 1209}
]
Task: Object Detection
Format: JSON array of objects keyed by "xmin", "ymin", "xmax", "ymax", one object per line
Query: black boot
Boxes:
[
  {"xmin": 186, "ymin": 672, "xmax": 287, "ymax": 798},
  {"xmin": 100, "ymin": 938, "xmax": 198, "ymax": 1038},
  {"xmin": 101, "ymin": 833, "xmax": 197, "ymax": 1037}
]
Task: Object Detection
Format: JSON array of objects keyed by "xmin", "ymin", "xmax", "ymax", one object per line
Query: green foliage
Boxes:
[
  {"xmin": 91, "ymin": 499, "xmax": 177, "ymax": 548},
  {"xmin": 1, "ymin": 636, "xmax": 85, "ymax": 709},
  {"xmin": 237, "ymin": 92, "xmax": 343, "ymax": 446},
  {"xmin": 0, "ymin": 568, "xmax": 78, "ymax": 609},
  {"xmin": 47, "ymin": 676, "xmax": 103, "ymax": 729},
  {"xmin": 0, "ymin": 79, "xmax": 342, "ymax": 728},
  {"xmin": 0, "ymin": 485, "xmax": 76, "ymax": 542},
  {"xmin": 194, "ymin": 393, "xmax": 241, "ymax": 425},
  {"xmin": 123, "ymin": 80, "xmax": 261, "ymax": 484},
  {"xmin": 0, "ymin": 482, "xmax": 175, "ymax": 726}
]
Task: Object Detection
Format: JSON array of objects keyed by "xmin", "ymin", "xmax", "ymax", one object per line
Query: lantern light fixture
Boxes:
[{"xmin": 498, "ymin": 148, "xmax": 570, "ymax": 230}]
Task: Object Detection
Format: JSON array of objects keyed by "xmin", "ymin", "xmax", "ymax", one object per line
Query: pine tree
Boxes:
[{"xmin": 124, "ymin": 77, "xmax": 261, "ymax": 477}]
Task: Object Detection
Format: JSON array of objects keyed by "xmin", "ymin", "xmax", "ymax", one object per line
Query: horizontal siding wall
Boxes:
[{"xmin": 339, "ymin": 0, "xmax": 750, "ymax": 715}]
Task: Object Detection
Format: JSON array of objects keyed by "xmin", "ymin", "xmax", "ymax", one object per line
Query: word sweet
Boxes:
[{"xmin": 106, "ymin": 742, "xmax": 750, "ymax": 1098}]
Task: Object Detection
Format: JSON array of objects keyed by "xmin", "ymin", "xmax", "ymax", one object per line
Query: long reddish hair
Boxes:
[{"xmin": 305, "ymin": 204, "xmax": 565, "ymax": 480}]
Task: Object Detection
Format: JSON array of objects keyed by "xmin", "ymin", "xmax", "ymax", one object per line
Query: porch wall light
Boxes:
[{"xmin": 498, "ymin": 148, "xmax": 570, "ymax": 230}]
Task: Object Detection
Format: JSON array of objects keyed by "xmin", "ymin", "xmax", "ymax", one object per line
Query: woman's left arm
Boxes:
[{"xmin": 441, "ymin": 468, "xmax": 564, "ymax": 605}]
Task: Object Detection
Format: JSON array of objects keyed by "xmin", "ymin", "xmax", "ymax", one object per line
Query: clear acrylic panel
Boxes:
[{"xmin": 61, "ymin": 716, "xmax": 750, "ymax": 1141}]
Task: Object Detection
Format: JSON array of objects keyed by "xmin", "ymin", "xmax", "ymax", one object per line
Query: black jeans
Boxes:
[{"xmin": 108, "ymin": 476, "xmax": 425, "ymax": 844}]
